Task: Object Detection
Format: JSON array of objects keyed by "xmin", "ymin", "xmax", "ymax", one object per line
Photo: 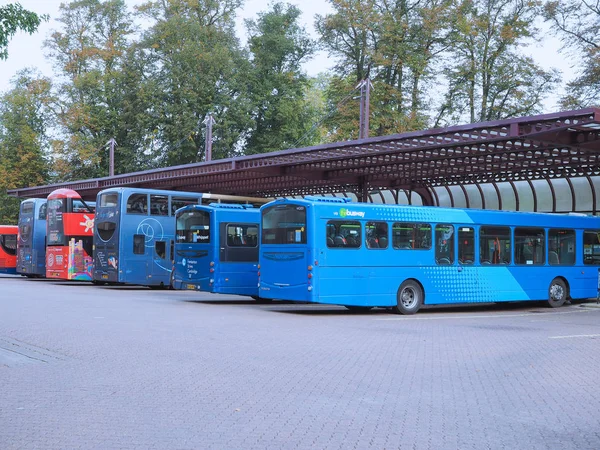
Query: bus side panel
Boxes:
[
  {"xmin": 213, "ymin": 261, "xmax": 258, "ymax": 296},
  {"xmin": 46, "ymin": 246, "xmax": 69, "ymax": 279}
]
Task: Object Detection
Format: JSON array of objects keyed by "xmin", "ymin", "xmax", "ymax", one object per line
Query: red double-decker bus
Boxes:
[
  {"xmin": 46, "ymin": 189, "xmax": 96, "ymax": 280},
  {"xmin": 0, "ymin": 225, "xmax": 18, "ymax": 275}
]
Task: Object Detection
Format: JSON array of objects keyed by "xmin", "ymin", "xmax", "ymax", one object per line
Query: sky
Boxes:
[{"xmin": 0, "ymin": 0, "xmax": 577, "ymax": 112}]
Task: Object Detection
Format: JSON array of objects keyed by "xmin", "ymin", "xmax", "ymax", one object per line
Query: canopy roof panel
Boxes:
[{"xmin": 8, "ymin": 108, "xmax": 600, "ymax": 201}]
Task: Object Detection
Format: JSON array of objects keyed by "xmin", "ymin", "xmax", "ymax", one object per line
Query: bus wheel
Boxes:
[
  {"xmin": 548, "ymin": 278, "xmax": 567, "ymax": 308},
  {"xmin": 393, "ymin": 280, "xmax": 423, "ymax": 315}
]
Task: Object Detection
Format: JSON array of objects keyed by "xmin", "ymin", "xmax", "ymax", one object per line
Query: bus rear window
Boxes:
[
  {"xmin": 261, "ymin": 204, "xmax": 306, "ymax": 244},
  {"xmin": 176, "ymin": 210, "xmax": 210, "ymax": 243},
  {"xmin": 97, "ymin": 222, "xmax": 116, "ymax": 242},
  {"xmin": 100, "ymin": 193, "xmax": 118, "ymax": 208}
]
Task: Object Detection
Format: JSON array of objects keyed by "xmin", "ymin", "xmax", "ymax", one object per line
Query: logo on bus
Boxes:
[{"xmin": 339, "ymin": 208, "xmax": 365, "ymax": 218}]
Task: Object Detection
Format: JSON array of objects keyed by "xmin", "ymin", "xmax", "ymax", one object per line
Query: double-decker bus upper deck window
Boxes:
[
  {"xmin": 150, "ymin": 195, "xmax": 168, "ymax": 216},
  {"xmin": 458, "ymin": 227, "xmax": 475, "ymax": 265},
  {"xmin": 97, "ymin": 221, "xmax": 117, "ymax": 242},
  {"xmin": 435, "ymin": 224, "xmax": 455, "ymax": 264},
  {"xmin": 514, "ymin": 227, "xmax": 544, "ymax": 265},
  {"xmin": 73, "ymin": 199, "xmax": 94, "ymax": 213},
  {"xmin": 262, "ymin": 204, "xmax": 306, "ymax": 244},
  {"xmin": 0, "ymin": 234, "xmax": 17, "ymax": 256},
  {"xmin": 392, "ymin": 223, "xmax": 431, "ymax": 249},
  {"xmin": 38, "ymin": 203, "xmax": 47, "ymax": 220},
  {"xmin": 127, "ymin": 193, "xmax": 148, "ymax": 214},
  {"xmin": 480, "ymin": 226, "xmax": 510, "ymax": 265},
  {"xmin": 583, "ymin": 230, "xmax": 600, "ymax": 265},
  {"xmin": 21, "ymin": 202, "xmax": 34, "ymax": 215},
  {"xmin": 100, "ymin": 193, "xmax": 118, "ymax": 208},
  {"xmin": 176, "ymin": 210, "xmax": 210, "ymax": 244},
  {"xmin": 227, "ymin": 224, "xmax": 258, "ymax": 247},
  {"xmin": 326, "ymin": 220, "xmax": 361, "ymax": 248},
  {"xmin": 366, "ymin": 221, "xmax": 388, "ymax": 249},
  {"xmin": 171, "ymin": 197, "xmax": 199, "ymax": 216}
]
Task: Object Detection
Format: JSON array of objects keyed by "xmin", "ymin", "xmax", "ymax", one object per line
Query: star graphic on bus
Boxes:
[{"xmin": 80, "ymin": 215, "xmax": 94, "ymax": 232}]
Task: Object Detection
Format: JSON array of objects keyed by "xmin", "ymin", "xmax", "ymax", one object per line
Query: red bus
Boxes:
[
  {"xmin": 0, "ymin": 225, "xmax": 18, "ymax": 275},
  {"xmin": 46, "ymin": 189, "xmax": 96, "ymax": 280}
]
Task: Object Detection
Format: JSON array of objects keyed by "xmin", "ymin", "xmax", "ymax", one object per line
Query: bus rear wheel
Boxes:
[
  {"xmin": 393, "ymin": 280, "xmax": 423, "ymax": 315},
  {"xmin": 548, "ymin": 278, "xmax": 567, "ymax": 308}
]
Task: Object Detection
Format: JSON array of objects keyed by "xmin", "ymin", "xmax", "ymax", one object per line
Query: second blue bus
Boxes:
[{"xmin": 172, "ymin": 203, "xmax": 260, "ymax": 296}]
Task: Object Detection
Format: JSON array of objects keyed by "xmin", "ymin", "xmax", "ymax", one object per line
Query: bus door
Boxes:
[
  {"xmin": 456, "ymin": 225, "xmax": 479, "ymax": 300},
  {"xmin": 151, "ymin": 239, "xmax": 170, "ymax": 284},
  {"xmin": 218, "ymin": 222, "xmax": 259, "ymax": 294}
]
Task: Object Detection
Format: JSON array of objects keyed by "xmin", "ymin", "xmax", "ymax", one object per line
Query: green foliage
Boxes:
[
  {"xmin": 0, "ymin": 70, "xmax": 52, "ymax": 224},
  {"xmin": 435, "ymin": 0, "xmax": 558, "ymax": 125},
  {"xmin": 244, "ymin": 2, "xmax": 318, "ymax": 154},
  {"xmin": 543, "ymin": 0, "xmax": 600, "ymax": 108},
  {"xmin": 45, "ymin": 0, "xmax": 144, "ymax": 180},
  {"xmin": 0, "ymin": 3, "xmax": 48, "ymax": 60},
  {"xmin": 135, "ymin": 0, "xmax": 252, "ymax": 166}
]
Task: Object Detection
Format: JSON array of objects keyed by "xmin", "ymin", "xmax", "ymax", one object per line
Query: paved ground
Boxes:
[{"xmin": 1, "ymin": 275, "xmax": 600, "ymax": 450}]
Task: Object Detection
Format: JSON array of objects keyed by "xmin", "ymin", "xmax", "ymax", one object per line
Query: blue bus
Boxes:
[
  {"xmin": 16, "ymin": 198, "xmax": 47, "ymax": 277},
  {"xmin": 172, "ymin": 203, "xmax": 260, "ymax": 296},
  {"xmin": 93, "ymin": 188, "xmax": 268, "ymax": 288},
  {"xmin": 258, "ymin": 196, "xmax": 600, "ymax": 314}
]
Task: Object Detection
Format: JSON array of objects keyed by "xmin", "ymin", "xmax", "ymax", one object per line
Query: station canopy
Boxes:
[{"xmin": 8, "ymin": 107, "xmax": 600, "ymax": 214}]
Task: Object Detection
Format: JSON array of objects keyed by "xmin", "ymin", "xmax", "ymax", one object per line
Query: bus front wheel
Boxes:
[
  {"xmin": 548, "ymin": 278, "xmax": 567, "ymax": 308},
  {"xmin": 393, "ymin": 280, "xmax": 423, "ymax": 315}
]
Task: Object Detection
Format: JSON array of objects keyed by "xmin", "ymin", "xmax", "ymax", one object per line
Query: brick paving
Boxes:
[{"xmin": 1, "ymin": 274, "xmax": 600, "ymax": 449}]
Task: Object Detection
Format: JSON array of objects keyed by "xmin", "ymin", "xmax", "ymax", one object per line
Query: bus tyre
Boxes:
[
  {"xmin": 394, "ymin": 280, "xmax": 423, "ymax": 315},
  {"xmin": 548, "ymin": 278, "xmax": 567, "ymax": 308}
]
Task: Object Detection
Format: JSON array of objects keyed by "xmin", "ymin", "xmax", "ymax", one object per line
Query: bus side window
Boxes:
[
  {"xmin": 435, "ymin": 224, "xmax": 454, "ymax": 264},
  {"xmin": 127, "ymin": 194, "xmax": 148, "ymax": 214},
  {"xmin": 155, "ymin": 241, "xmax": 166, "ymax": 259}
]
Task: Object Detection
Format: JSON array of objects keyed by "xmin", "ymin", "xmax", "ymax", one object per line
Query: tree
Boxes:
[
  {"xmin": 0, "ymin": 70, "xmax": 52, "ymax": 224},
  {"xmin": 543, "ymin": 0, "xmax": 600, "ymax": 108},
  {"xmin": 435, "ymin": 0, "xmax": 559, "ymax": 125},
  {"xmin": 316, "ymin": 0, "xmax": 451, "ymax": 140},
  {"xmin": 45, "ymin": 0, "xmax": 141, "ymax": 180},
  {"xmin": 0, "ymin": 3, "xmax": 48, "ymax": 60},
  {"xmin": 136, "ymin": 0, "xmax": 252, "ymax": 165},
  {"xmin": 244, "ymin": 2, "xmax": 318, "ymax": 154}
]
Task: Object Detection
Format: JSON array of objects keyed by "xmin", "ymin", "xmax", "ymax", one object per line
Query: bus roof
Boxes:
[{"xmin": 263, "ymin": 196, "xmax": 600, "ymax": 228}]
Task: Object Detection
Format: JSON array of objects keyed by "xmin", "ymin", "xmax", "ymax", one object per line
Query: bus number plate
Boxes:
[
  {"xmin": 102, "ymin": 274, "xmax": 109, "ymax": 280},
  {"xmin": 186, "ymin": 284, "xmax": 196, "ymax": 290}
]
